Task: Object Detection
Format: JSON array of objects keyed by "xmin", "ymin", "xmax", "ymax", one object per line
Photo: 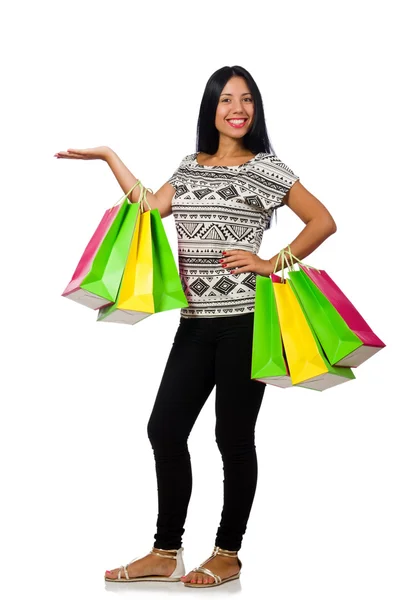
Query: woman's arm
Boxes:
[
  {"xmin": 205, "ymin": 180, "xmax": 338, "ymax": 278},
  {"xmin": 54, "ymin": 146, "xmax": 175, "ymax": 218},
  {"xmin": 268, "ymin": 181, "xmax": 337, "ymax": 270},
  {"xmin": 105, "ymin": 148, "xmax": 175, "ymax": 218}
]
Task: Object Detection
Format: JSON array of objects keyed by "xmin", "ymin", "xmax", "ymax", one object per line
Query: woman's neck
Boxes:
[{"xmin": 214, "ymin": 137, "xmax": 250, "ymax": 159}]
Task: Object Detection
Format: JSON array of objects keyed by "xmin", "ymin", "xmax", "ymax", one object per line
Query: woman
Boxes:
[{"xmin": 55, "ymin": 65, "xmax": 336, "ymax": 588}]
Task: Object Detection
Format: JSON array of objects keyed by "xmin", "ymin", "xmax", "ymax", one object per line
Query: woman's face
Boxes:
[{"xmin": 215, "ymin": 76, "xmax": 255, "ymax": 140}]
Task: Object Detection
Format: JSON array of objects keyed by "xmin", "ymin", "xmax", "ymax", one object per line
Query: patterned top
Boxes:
[{"xmin": 167, "ymin": 151, "xmax": 299, "ymax": 318}]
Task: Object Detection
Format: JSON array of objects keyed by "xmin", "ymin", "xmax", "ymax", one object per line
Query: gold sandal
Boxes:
[
  {"xmin": 104, "ymin": 546, "xmax": 185, "ymax": 583},
  {"xmin": 183, "ymin": 546, "xmax": 242, "ymax": 588}
]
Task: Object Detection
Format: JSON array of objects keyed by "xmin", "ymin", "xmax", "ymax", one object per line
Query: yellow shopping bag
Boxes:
[
  {"xmin": 117, "ymin": 209, "xmax": 154, "ymax": 313},
  {"xmin": 272, "ymin": 277, "xmax": 355, "ymax": 390},
  {"xmin": 97, "ymin": 208, "xmax": 154, "ymax": 325},
  {"xmin": 273, "ymin": 279, "xmax": 326, "ymax": 383}
]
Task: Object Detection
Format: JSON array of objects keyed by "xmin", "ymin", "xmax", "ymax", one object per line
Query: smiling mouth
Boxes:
[{"xmin": 226, "ymin": 118, "xmax": 248, "ymax": 129}]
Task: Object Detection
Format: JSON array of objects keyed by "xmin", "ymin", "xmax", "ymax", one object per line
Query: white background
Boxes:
[{"xmin": 1, "ymin": 1, "xmax": 396, "ymax": 599}]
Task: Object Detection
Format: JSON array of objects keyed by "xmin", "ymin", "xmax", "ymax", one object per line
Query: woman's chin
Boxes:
[{"xmin": 220, "ymin": 128, "xmax": 247, "ymax": 139}]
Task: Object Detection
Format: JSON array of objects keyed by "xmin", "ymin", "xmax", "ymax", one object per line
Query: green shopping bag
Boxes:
[
  {"xmin": 288, "ymin": 267, "xmax": 363, "ymax": 365},
  {"xmin": 151, "ymin": 209, "xmax": 189, "ymax": 312},
  {"xmin": 80, "ymin": 197, "xmax": 141, "ymax": 305},
  {"xmin": 251, "ymin": 275, "xmax": 292, "ymax": 388}
]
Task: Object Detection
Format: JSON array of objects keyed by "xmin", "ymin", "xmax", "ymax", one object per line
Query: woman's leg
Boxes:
[
  {"xmin": 180, "ymin": 313, "xmax": 266, "ymax": 586},
  {"xmin": 105, "ymin": 318, "xmax": 217, "ymax": 582},
  {"xmin": 147, "ymin": 317, "xmax": 216, "ymax": 550},
  {"xmin": 214, "ymin": 313, "xmax": 266, "ymax": 551}
]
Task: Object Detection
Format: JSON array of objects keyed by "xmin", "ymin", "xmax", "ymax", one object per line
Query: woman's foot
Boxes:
[
  {"xmin": 180, "ymin": 553, "xmax": 240, "ymax": 586},
  {"xmin": 105, "ymin": 549, "xmax": 177, "ymax": 581}
]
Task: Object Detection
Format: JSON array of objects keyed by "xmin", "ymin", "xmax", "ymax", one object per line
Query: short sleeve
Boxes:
[
  {"xmin": 167, "ymin": 167, "xmax": 180, "ymax": 190},
  {"xmin": 167, "ymin": 155, "xmax": 189, "ymax": 190},
  {"xmin": 266, "ymin": 155, "xmax": 300, "ymax": 209}
]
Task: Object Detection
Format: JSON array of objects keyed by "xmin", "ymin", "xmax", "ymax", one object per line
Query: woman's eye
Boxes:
[{"xmin": 220, "ymin": 97, "xmax": 253, "ymax": 103}]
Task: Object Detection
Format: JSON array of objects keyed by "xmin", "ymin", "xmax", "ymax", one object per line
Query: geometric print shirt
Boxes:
[{"xmin": 167, "ymin": 151, "xmax": 300, "ymax": 319}]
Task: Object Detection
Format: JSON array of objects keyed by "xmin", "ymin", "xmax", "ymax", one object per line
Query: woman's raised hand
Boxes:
[{"xmin": 54, "ymin": 146, "xmax": 111, "ymax": 161}]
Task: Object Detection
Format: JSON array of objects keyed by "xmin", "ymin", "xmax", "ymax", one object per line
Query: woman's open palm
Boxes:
[{"xmin": 54, "ymin": 146, "xmax": 110, "ymax": 160}]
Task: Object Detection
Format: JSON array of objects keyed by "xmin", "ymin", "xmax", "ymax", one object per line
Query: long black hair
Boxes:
[{"xmin": 196, "ymin": 65, "xmax": 276, "ymax": 156}]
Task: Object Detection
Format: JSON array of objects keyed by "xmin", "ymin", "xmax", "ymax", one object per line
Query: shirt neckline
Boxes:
[{"xmin": 193, "ymin": 151, "xmax": 264, "ymax": 169}]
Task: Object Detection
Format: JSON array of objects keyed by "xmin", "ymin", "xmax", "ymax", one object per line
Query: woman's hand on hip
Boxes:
[
  {"xmin": 54, "ymin": 146, "xmax": 112, "ymax": 161},
  {"xmin": 221, "ymin": 250, "xmax": 274, "ymax": 277}
]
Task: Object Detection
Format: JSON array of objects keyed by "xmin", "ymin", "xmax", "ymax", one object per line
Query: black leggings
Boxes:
[{"xmin": 147, "ymin": 312, "xmax": 266, "ymax": 552}]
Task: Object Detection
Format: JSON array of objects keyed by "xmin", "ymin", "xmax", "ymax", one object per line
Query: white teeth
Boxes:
[{"xmin": 228, "ymin": 119, "xmax": 246, "ymax": 124}]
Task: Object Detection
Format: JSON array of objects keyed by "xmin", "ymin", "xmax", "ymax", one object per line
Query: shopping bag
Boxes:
[
  {"xmin": 97, "ymin": 208, "xmax": 153, "ymax": 325},
  {"xmin": 78, "ymin": 199, "xmax": 141, "ymax": 307},
  {"xmin": 250, "ymin": 255, "xmax": 323, "ymax": 390},
  {"xmin": 301, "ymin": 265, "xmax": 385, "ymax": 367},
  {"xmin": 97, "ymin": 191, "xmax": 188, "ymax": 325},
  {"xmin": 251, "ymin": 270, "xmax": 345, "ymax": 391},
  {"xmin": 61, "ymin": 205, "xmax": 121, "ymax": 307},
  {"xmin": 251, "ymin": 275, "xmax": 292, "ymax": 387},
  {"xmin": 273, "ymin": 276, "xmax": 355, "ymax": 390},
  {"xmin": 288, "ymin": 267, "xmax": 363, "ymax": 366},
  {"xmin": 62, "ymin": 181, "xmax": 143, "ymax": 309},
  {"xmin": 151, "ymin": 208, "xmax": 189, "ymax": 312}
]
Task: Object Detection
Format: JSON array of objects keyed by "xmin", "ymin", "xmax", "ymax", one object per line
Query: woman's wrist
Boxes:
[
  {"xmin": 102, "ymin": 146, "xmax": 115, "ymax": 162},
  {"xmin": 269, "ymin": 247, "xmax": 291, "ymax": 273},
  {"xmin": 256, "ymin": 258, "xmax": 274, "ymax": 277}
]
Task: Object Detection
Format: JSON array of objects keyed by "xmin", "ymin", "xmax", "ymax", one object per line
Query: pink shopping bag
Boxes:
[
  {"xmin": 62, "ymin": 181, "xmax": 142, "ymax": 309},
  {"xmin": 62, "ymin": 206, "xmax": 121, "ymax": 301}
]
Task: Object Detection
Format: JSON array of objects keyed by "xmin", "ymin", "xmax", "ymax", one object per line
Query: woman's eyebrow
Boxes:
[{"xmin": 220, "ymin": 92, "xmax": 252, "ymax": 96}]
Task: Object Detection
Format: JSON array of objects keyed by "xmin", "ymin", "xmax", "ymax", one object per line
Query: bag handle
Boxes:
[
  {"xmin": 271, "ymin": 246, "xmax": 319, "ymax": 283},
  {"xmin": 272, "ymin": 248, "xmax": 292, "ymax": 282},
  {"xmin": 273, "ymin": 245, "xmax": 320, "ymax": 280},
  {"xmin": 284, "ymin": 245, "xmax": 319, "ymax": 273},
  {"xmin": 110, "ymin": 180, "xmax": 145, "ymax": 211},
  {"xmin": 139, "ymin": 186, "xmax": 153, "ymax": 213},
  {"xmin": 110, "ymin": 181, "xmax": 154, "ymax": 215}
]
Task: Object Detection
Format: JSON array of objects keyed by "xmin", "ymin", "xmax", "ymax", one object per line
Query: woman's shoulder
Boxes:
[
  {"xmin": 181, "ymin": 152, "xmax": 197, "ymax": 162},
  {"xmin": 255, "ymin": 153, "xmax": 298, "ymax": 176},
  {"xmin": 170, "ymin": 152, "xmax": 197, "ymax": 169}
]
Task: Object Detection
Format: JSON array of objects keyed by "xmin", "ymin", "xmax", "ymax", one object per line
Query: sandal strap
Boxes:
[
  {"xmin": 213, "ymin": 546, "xmax": 238, "ymax": 558},
  {"xmin": 150, "ymin": 547, "xmax": 178, "ymax": 560},
  {"xmin": 193, "ymin": 566, "xmax": 222, "ymax": 584},
  {"xmin": 116, "ymin": 547, "xmax": 180, "ymax": 580},
  {"xmin": 117, "ymin": 564, "xmax": 130, "ymax": 580},
  {"xmin": 198, "ymin": 545, "xmax": 239, "ymax": 570}
]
